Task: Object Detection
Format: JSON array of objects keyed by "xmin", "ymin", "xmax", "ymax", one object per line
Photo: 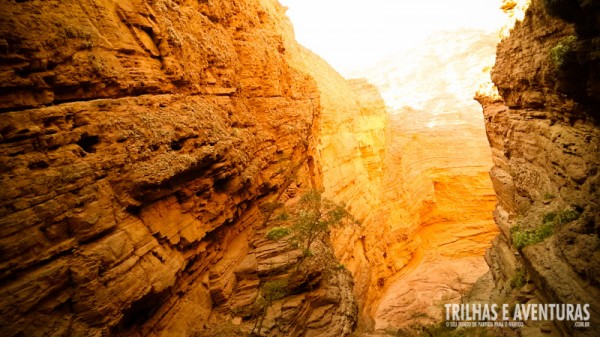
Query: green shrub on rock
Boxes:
[
  {"xmin": 266, "ymin": 226, "xmax": 292, "ymax": 240},
  {"xmin": 261, "ymin": 279, "xmax": 289, "ymax": 301},
  {"xmin": 511, "ymin": 208, "xmax": 580, "ymax": 249},
  {"xmin": 550, "ymin": 35, "xmax": 577, "ymax": 69}
]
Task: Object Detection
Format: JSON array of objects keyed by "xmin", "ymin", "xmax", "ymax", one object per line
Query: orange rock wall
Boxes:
[
  {"xmin": 286, "ymin": 50, "xmax": 389, "ymax": 319},
  {"xmin": 334, "ymin": 30, "xmax": 501, "ymax": 330},
  {"xmin": 8, "ymin": 0, "xmax": 590, "ymax": 336},
  {"xmin": 0, "ymin": 0, "xmax": 361, "ymax": 336},
  {"xmin": 367, "ymin": 108, "xmax": 498, "ymax": 330},
  {"xmin": 289, "ymin": 29, "xmax": 503, "ymax": 330}
]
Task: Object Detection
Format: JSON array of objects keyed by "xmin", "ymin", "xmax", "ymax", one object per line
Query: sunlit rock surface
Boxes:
[
  {"xmin": 349, "ymin": 29, "xmax": 500, "ymax": 330},
  {"xmin": 6, "ymin": 0, "xmax": 596, "ymax": 336},
  {"xmin": 0, "ymin": 0, "xmax": 361, "ymax": 336},
  {"xmin": 293, "ymin": 52, "xmax": 390, "ymax": 321}
]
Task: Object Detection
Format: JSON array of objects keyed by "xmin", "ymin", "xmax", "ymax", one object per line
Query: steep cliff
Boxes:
[
  {"xmin": 477, "ymin": 0, "xmax": 600, "ymax": 336},
  {"xmin": 0, "ymin": 0, "xmax": 368, "ymax": 336},
  {"xmin": 343, "ymin": 30, "xmax": 500, "ymax": 331},
  {"xmin": 11, "ymin": 0, "xmax": 600, "ymax": 336},
  {"xmin": 283, "ymin": 43, "xmax": 389, "ymax": 324},
  {"xmin": 369, "ymin": 111, "xmax": 498, "ymax": 331}
]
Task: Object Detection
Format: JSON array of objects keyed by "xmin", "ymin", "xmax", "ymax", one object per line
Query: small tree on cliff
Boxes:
[
  {"xmin": 253, "ymin": 189, "xmax": 357, "ymax": 335},
  {"xmin": 265, "ymin": 189, "xmax": 357, "ymax": 260},
  {"xmin": 291, "ymin": 189, "xmax": 352, "ymax": 258}
]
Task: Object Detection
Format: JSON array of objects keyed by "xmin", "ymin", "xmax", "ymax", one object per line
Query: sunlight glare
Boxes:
[{"xmin": 280, "ymin": 0, "xmax": 506, "ymax": 75}]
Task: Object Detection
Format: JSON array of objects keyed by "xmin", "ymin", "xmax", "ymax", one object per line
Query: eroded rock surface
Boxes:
[
  {"xmin": 344, "ymin": 29, "xmax": 500, "ymax": 330},
  {"xmin": 290, "ymin": 49, "xmax": 389, "ymax": 325},
  {"xmin": 476, "ymin": 0, "xmax": 600, "ymax": 336},
  {"xmin": 0, "ymin": 0, "xmax": 362, "ymax": 336}
]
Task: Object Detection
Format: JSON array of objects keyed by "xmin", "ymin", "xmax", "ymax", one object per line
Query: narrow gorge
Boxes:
[{"xmin": 0, "ymin": 0, "xmax": 598, "ymax": 337}]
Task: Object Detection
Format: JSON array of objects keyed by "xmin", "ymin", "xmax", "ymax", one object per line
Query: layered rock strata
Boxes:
[
  {"xmin": 368, "ymin": 111, "xmax": 498, "ymax": 330},
  {"xmin": 476, "ymin": 0, "xmax": 600, "ymax": 336},
  {"xmin": 285, "ymin": 45, "xmax": 389, "ymax": 323},
  {"xmin": 344, "ymin": 30, "xmax": 501, "ymax": 330},
  {"xmin": 0, "ymin": 0, "xmax": 368, "ymax": 336}
]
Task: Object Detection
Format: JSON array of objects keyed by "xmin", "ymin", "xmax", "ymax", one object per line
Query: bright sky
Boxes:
[{"xmin": 279, "ymin": 0, "xmax": 506, "ymax": 75}]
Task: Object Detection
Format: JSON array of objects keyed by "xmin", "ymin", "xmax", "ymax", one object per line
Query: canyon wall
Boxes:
[
  {"xmin": 9, "ymin": 0, "xmax": 600, "ymax": 336},
  {"xmin": 369, "ymin": 110, "xmax": 498, "ymax": 331},
  {"xmin": 287, "ymin": 49, "xmax": 387, "ymax": 221},
  {"xmin": 279, "ymin": 25, "xmax": 501, "ymax": 334},
  {"xmin": 344, "ymin": 29, "xmax": 501, "ymax": 331},
  {"xmin": 477, "ymin": 0, "xmax": 600, "ymax": 336},
  {"xmin": 276, "ymin": 25, "xmax": 390, "ymax": 327},
  {"xmin": 0, "ymin": 0, "xmax": 385, "ymax": 336}
]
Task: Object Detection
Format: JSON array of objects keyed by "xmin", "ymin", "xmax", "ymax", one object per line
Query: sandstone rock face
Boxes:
[
  {"xmin": 290, "ymin": 51, "xmax": 387, "ymax": 222},
  {"xmin": 315, "ymin": 76, "xmax": 386, "ymax": 221},
  {"xmin": 477, "ymin": 0, "xmax": 600, "ymax": 336},
  {"xmin": 339, "ymin": 30, "xmax": 500, "ymax": 330},
  {"xmin": 285, "ymin": 46, "xmax": 389, "ymax": 323},
  {"xmin": 369, "ymin": 112, "xmax": 498, "ymax": 331},
  {"xmin": 0, "ymin": 0, "xmax": 361, "ymax": 336},
  {"xmin": 10, "ymin": 0, "xmax": 600, "ymax": 336}
]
